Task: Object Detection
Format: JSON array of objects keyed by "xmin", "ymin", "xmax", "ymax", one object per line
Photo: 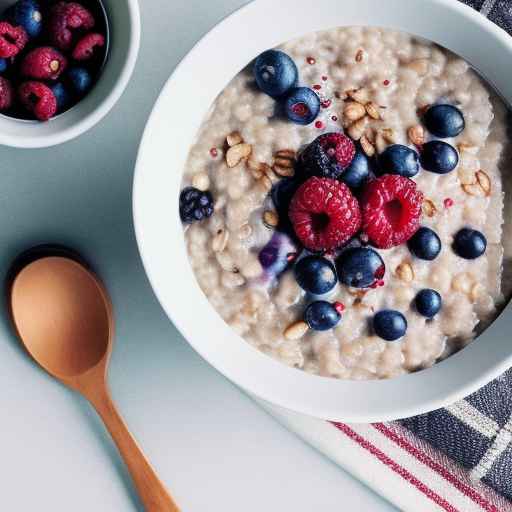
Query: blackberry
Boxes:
[{"xmin": 179, "ymin": 187, "xmax": 214, "ymax": 223}]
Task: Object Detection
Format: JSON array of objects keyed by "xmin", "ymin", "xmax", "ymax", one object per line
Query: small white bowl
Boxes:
[
  {"xmin": 0, "ymin": 0, "xmax": 140, "ymax": 148},
  {"xmin": 134, "ymin": 0, "xmax": 512, "ymax": 422}
]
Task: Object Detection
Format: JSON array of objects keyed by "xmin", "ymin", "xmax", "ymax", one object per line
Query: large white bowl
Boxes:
[
  {"xmin": 134, "ymin": 0, "xmax": 512, "ymax": 422},
  {"xmin": 0, "ymin": 0, "xmax": 140, "ymax": 148}
]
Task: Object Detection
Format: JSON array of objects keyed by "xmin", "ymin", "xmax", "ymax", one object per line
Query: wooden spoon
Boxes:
[{"xmin": 8, "ymin": 254, "xmax": 180, "ymax": 512}]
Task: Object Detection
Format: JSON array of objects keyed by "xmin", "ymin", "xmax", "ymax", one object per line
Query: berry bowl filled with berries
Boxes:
[
  {"xmin": 134, "ymin": 0, "xmax": 512, "ymax": 421},
  {"xmin": 0, "ymin": 0, "xmax": 139, "ymax": 147}
]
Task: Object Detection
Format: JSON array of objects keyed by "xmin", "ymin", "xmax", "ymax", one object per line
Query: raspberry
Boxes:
[
  {"xmin": 0, "ymin": 21, "xmax": 28, "ymax": 58},
  {"xmin": 289, "ymin": 177, "xmax": 361, "ymax": 252},
  {"xmin": 18, "ymin": 81, "xmax": 57, "ymax": 121},
  {"xmin": 300, "ymin": 132, "xmax": 356, "ymax": 179},
  {"xmin": 0, "ymin": 77, "xmax": 13, "ymax": 110},
  {"xmin": 49, "ymin": 2, "xmax": 95, "ymax": 50},
  {"xmin": 361, "ymin": 174, "xmax": 423, "ymax": 249},
  {"xmin": 21, "ymin": 47, "xmax": 67, "ymax": 80},
  {"xmin": 72, "ymin": 32, "xmax": 105, "ymax": 60}
]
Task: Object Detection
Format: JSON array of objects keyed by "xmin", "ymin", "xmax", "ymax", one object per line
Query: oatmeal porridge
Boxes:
[{"xmin": 179, "ymin": 27, "xmax": 511, "ymax": 380}]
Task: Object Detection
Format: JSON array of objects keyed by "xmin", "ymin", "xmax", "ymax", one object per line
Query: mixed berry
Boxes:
[
  {"xmin": 181, "ymin": 49, "xmax": 492, "ymax": 346},
  {"xmin": 0, "ymin": 0, "xmax": 107, "ymax": 121}
]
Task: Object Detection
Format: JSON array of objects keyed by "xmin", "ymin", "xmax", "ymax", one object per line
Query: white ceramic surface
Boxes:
[
  {"xmin": 0, "ymin": 0, "xmax": 140, "ymax": 148},
  {"xmin": 133, "ymin": 0, "xmax": 512, "ymax": 422}
]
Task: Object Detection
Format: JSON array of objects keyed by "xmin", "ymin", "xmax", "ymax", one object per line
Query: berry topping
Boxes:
[
  {"xmin": 5, "ymin": 0, "xmax": 43, "ymax": 38},
  {"xmin": 304, "ymin": 301, "xmax": 342, "ymax": 331},
  {"xmin": 301, "ymin": 132, "xmax": 356, "ymax": 180},
  {"xmin": 0, "ymin": 58, "xmax": 7, "ymax": 72},
  {"xmin": 284, "ymin": 87, "xmax": 320, "ymax": 125},
  {"xmin": 336, "ymin": 247, "xmax": 385, "ymax": 288},
  {"xmin": 72, "ymin": 32, "xmax": 105, "ymax": 60},
  {"xmin": 452, "ymin": 228, "xmax": 487, "ymax": 260},
  {"xmin": 361, "ymin": 174, "xmax": 423, "ymax": 249},
  {"xmin": 444, "ymin": 197, "xmax": 454, "ymax": 208},
  {"xmin": 415, "ymin": 289, "xmax": 442, "ymax": 318},
  {"xmin": 373, "ymin": 310, "xmax": 407, "ymax": 341},
  {"xmin": 253, "ymin": 49, "xmax": 298, "ymax": 98},
  {"xmin": 379, "ymin": 144, "xmax": 420, "ymax": 178},
  {"xmin": 420, "ymin": 140, "xmax": 459, "ymax": 174},
  {"xmin": 259, "ymin": 232, "xmax": 298, "ymax": 279},
  {"xmin": 407, "ymin": 227, "xmax": 442, "ymax": 260},
  {"xmin": 294, "ymin": 255, "xmax": 338, "ymax": 295},
  {"xmin": 49, "ymin": 1, "xmax": 95, "ymax": 50},
  {"xmin": 67, "ymin": 66, "xmax": 92, "ymax": 95},
  {"xmin": 341, "ymin": 145, "xmax": 374, "ymax": 190},
  {"xmin": 289, "ymin": 177, "xmax": 362, "ymax": 252},
  {"xmin": 18, "ymin": 81, "xmax": 57, "ymax": 121},
  {"xmin": 50, "ymin": 82, "xmax": 70, "ymax": 111},
  {"xmin": 0, "ymin": 77, "xmax": 13, "ymax": 110},
  {"xmin": 271, "ymin": 177, "xmax": 303, "ymax": 235},
  {"xmin": 21, "ymin": 47, "xmax": 67, "ymax": 80},
  {"xmin": 179, "ymin": 186, "xmax": 214, "ymax": 223},
  {"xmin": 0, "ymin": 21, "xmax": 28, "ymax": 58},
  {"xmin": 424, "ymin": 104, "xmax": 465, "ymax": 138}
]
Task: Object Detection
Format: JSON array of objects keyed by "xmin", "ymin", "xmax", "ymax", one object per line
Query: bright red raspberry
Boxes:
[
  {"xmin": 361, "ymin": 174, "xmax": 424, "ymax": 249},
  {"xmin": 19, "ymin": 81, "xmax": 57, "ymax": 121},
  {"xmin": 0, "ymin": 77, "xmax": 13, "ymax": 110},
  {"xmin": 289, "ymin": 177, "xmax": 361, "ymax": 252},
  {"xmin": 21, "ymin": 47, "xmax": 67, "ymax": 80},
  {"xmin": 72, "ymin": 32, "xmax": 105, "ymax": 60},
  {"xmin": 318, "ymin": 133, "xmax": 355, "ymax": 169},
  {"xmin": 49, "ymin": 2, "xmax": 95, "ymax": 50},
  {"xmin": 0, "ymin": 21, "xmax": 28, "ymax": 58}
]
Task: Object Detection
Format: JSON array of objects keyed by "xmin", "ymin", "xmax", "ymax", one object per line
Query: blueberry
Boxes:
[
  {"xmin": 420, "ymin": 141, "xmax": 459, "ymax": 174},
  {"xmin": 373, "ymin": 310, "xmax": 407, "ymax": 341},
  {"xmin": 341, "ymin": 146, "xmax": 374, "ymax": 190},
  {"xmin": 294, "ymin": 255, "xmax": 337, "ymax": 295},
  {"xmin": 253, "ymin": 49, "xmax": 298, "ymax": 98},
  {"xmin": 304, "ymin": 301, "xmax": 341, "ymax": 331},
  {"xmin": 378, "ymin": 144, "xmax": 420, "ymax": 178},
  {"xmin": 453, "ymin": 228, "xmax": 487, "ymax": 260},
  {"xmin": 415, "ymin": 289, "xmax": 442, "ymax": 318},
  {"xmin": 424, "ymin": 104, "xmax": 465, "ymax": 138},
  {"xmin": 179, "ymin": 187, "xmax": 214, "ymax": 223},
  {"xmin": 4, "ymin": 0, "xmax": 42, "ymax": 38},
  {"xmin": 336, "ymin": 247, "xmax": 385, "ymax": 288},
  {"xmin": 51, "ymin": 83, "xmax": 71, "ymax": 112},
  {"xmin": 271, "ymin": 177, "xmax": 302, "ymax": 234},
  {"xmin": 0, "ymin": 58, "xmax": 8, "ymax": 73},
  {"xmin": 67, "ymin": 67, "xmax": 92, "ymax": 96},
  {"xmin": 258, "ymin": 232, "xmax": 298, "ymax": 278},
  {"xmin": 408, "ymin": 227, "xmax": 442, "ymax": 260},
  {"xmin": 284, "ymin": 87, "xmax": 320, "ymax": 125}
]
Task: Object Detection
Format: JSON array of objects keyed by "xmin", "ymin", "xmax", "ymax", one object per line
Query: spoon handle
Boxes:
[{"xmin": 88, "ymin": 386, "xmax": 180, "ymax": 512}]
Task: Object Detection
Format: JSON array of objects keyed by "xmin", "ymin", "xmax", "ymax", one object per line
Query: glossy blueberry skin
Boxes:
[
  {"xmin": 0, "ymin": 58, "xmax": 7, "ymax": 73},
  {"xmin": 304, "ymin": 301, "xmax": 341, "ymax": 331},
  {"xmin": 453, "ymin": 228, "xmax": 487, "ymax": 260},
  {"xmin": 341, "ymin": 147, "xmax": 374, "ymax": 190},
  {"xmin": 271, "ymin": 177, "xmax": 302, "ymax": 235},
  {"xmin": 424, "ymin": 104, "xmax": 465, "ymax": 138},
  {"xmin": 415, "ymin": 289, "xmax": 442, "ymax": 318},
  {"xmin": 378, "ymin": 144, "xmax": 420, "ymax": 178},
  {"xmin": 5, "ymin": 0, "xmax": 42, "ymax": 38},
  {"xmin": 336, "ymin": 247, "xmax": 385, "ymax": 289},
  {"xmin": 51, "ymin": 83, "xmax": 71, "ymax": 112},
  {"xmin": 67, "ymin": 67, "xmax": 92, "ymax": 96},
  {"xmin": 420, "ymin": 141, "xmax": 459, "ymax": 174},
  {"xmin": 408, "ymin": 227, "xmax": 442, "ymax": 261},
  {"xmin": 373, "ymin": 310, "xmax": 407, "ymax": 341},
  {"xmin": 253, "ymin": 49, "xmax": 298, "ymax": 98},
  {"xmin": 284, "ymin": 87, "xmax": 320, "ymax": 125},
  {"xmin": 294, "ymin": 255, "xmax": 337, "ymax": 295}
]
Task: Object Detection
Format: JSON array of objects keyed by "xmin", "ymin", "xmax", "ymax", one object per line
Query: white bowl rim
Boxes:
[
  {"xmin": 134, "ymin": 0, "xmax": 512, "ymax": 422},
  {"xmin": 0, "ymin": 0, "xmax": 141, "ymax": 149}
]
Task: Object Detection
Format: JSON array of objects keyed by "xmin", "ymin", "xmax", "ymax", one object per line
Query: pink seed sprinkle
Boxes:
[
  {"xmin": 321, "ymin": 75, "xmax": 328, "ymax": 81},
  {"xmin": 331, "ymin": 115, "xmax": 338, "ymax": 122},
  {"xmin": 287, "ymin": 252, "xmax": 297, "ymax": 262},
  {"xmin": 313, "ymin": 84, "xmax": 322, "ymax": 90},
  {"xmin": 383, "ymin": 79, "xmax": 390, "ymax": 86},
  {"xmin": 306, "ymin": 56, "xmax": 316, "ymax": 65},
  {"xmin": 334, "ymin": 302, "xmax": 345, "ymax": 315},
  {"xmin": 444, "ymin": 198, "xmax": 454, "ymax": 208},
  {"xmin": 210, "ymin": 148, "xmax": 218, "ymax": 158},
  {"xmin": 315, "ymin": 120, "xmax": 324, "ymax": 129},
  {"xmin": 321, "ymin": 99, "xmax": 332, "ymax": 109}
]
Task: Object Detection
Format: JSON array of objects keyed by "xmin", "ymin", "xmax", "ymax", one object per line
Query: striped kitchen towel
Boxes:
[{"xmin": 260, "ymin": 5, "xmax": 512, "ymax": 510}]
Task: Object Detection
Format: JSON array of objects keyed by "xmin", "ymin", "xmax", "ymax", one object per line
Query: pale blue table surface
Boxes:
[{"xmin": 0, "ymin": 1, "xmax": 397, "ymax": 510}]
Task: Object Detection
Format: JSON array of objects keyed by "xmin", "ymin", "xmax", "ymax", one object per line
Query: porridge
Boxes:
[{"xmin": 179, "ymin": 26, "xmax": 511, "ymax": 380}]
